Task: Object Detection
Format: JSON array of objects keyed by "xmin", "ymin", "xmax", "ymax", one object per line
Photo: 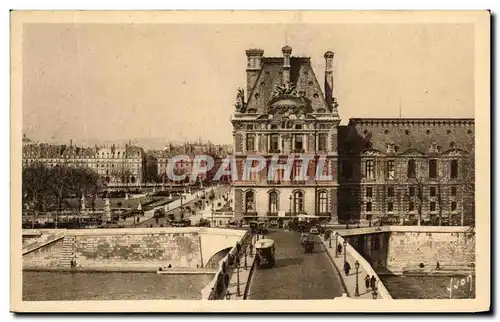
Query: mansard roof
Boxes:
[
  {"xmin": 340, "ymin": 117, "xmax": 475, "ymax": 156},
  {"xmin": 244, "ymin": 57, "xmax": 333, "ymax": 115}
]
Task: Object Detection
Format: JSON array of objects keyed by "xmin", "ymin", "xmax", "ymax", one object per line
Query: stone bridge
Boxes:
[
  {"xmin": 22, "ymin": 227, "xmax": 247, "ymax": 270},
  {"xmin": 334, "ymin": 226, "xmax": 475, "ymax": 275}
]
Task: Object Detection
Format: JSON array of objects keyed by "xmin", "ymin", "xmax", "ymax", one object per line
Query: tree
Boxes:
[
  {"xmin": 144, "ymin": 154, "xmax": 159, "ymax": 183},
  {"xmin": 22, "ymin": 162, "xmax": 54, "ymax": 228}
]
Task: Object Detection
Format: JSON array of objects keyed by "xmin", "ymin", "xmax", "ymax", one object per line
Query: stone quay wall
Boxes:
[
  {"xmin": 71, "ymin": 231, "xmax": 202, "ymax": 269},
  {"xmin": 386, "ymin": 228, "xmax": 475, "ymax": 272},
  {"xmin": 22, "ymin": 227, "xmax": 247, "ymax": 271},
  {"xmin": 341, "ymin": 226, "xmax": 475, "ymax": 274}
]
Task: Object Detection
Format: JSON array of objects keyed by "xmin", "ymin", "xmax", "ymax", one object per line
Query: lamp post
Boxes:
[
  {"xmin": 343, "ymin": 240, "xmax": 347, "ymax": 266},
  {"xmin": 355, "ymin": 260, "xmax": 360, "ymax": 297},
  {"xmin": 244, "ymin": 248, "xmax": 248, "ymax": 270},
  {"xmin": 335, "ymin": 232, "xmax": 339, "ymax": 258},
  {"xmin": 329, "ymin": 230, "xmax": 332, "ymax": 248},
  {"xmin": 236, "ymin": 259, "xmax": 241, "ymax": 296},
  {"xmin": 289, "ymin": 195, "xmax": 292, "ymax": 217}
]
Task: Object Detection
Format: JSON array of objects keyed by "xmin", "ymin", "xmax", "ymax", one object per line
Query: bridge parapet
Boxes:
[{"xmin": 335, "ymin": 234, "xmax": 393, "ymax": 299}]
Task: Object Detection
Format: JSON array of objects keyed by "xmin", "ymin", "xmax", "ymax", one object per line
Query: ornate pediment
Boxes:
[
  {"xmin": 441, "ymin": 148, "xmax": 469, "ymax": 156},
  {"xmin": 361, "ymin": 148, "xmax": 386, "ymax": 157}
]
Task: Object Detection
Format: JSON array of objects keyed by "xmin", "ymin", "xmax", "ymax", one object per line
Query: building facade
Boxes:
[
  {"xmin": 338, "ymin": 118, "xmax": 475, "ymax": 226},
  {"xmin": 22, "ymin": 137, "xmax": 146, "ymax": 186},
  {"xmin": 231, "ymin": 46, "xmax": 341, "ymax": 223},
  {"xmin": 230, "ymin": 46, "xmax": 475, "ymax": 226}
]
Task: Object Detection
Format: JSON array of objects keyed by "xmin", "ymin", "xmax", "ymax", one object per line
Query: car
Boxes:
[{"xmin": 309, "ymin": 227, "xmax": 319, "ymax": 235}]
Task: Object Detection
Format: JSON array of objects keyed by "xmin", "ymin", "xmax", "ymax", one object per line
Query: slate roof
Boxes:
[{"xmin": 244, "ymin": 57, "xmax": 333, "ymax": 115}]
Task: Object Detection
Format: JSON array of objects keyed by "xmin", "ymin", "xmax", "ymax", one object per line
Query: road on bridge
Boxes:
[{"xmin": 247, "ymin": 230, "xmax": 346, "ymax": 300}]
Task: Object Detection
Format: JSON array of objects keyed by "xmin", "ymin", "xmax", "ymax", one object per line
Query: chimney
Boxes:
[
  {"xmin": 282, "ymin": 45, "xmax": 292, "ymax": 84},
  {"xmin": 324, "ymin": 51, "xmax": 335, "ymax": 106},
  {"xmin": 245, "ymin": 49, "xmax": 264, "ymax": 96}
]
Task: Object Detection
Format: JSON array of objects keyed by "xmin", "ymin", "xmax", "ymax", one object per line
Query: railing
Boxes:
[
  {"xmin": 336, "ymin": 234, "xmax": 392, "ymax": 299},
  {"xmin": 201, "ymin": 231, "xmax": 252, "ymax": 300}
]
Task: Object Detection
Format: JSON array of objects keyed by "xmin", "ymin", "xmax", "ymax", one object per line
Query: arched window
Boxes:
[
  {"xmin": 317, "ymin": 191, "xmax": 328, "ymax": 214},
  {"xmin": 293, "ymin": 190, "xmax": 304, "ymax": 214},
  {"xmin": 245, "ymin": 190, "xmax": 255, "ymax": 212},
  {"xmin": 268, "ymin": 190, "xmax": 279, "ymax": 213},
  {"xmin": 407, "ymin": 159, "xmax": 416, "ymax": 178}
]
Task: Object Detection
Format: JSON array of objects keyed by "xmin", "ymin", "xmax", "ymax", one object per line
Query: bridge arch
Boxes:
[{"xmin": 205, "ymin": 247, "xmax": 232, "ymax": 269}]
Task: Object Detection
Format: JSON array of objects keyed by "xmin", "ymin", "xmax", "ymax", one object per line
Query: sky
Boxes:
[{"xmin": 22, "ymin": 23, "xmax": 474, "ymax": 147}]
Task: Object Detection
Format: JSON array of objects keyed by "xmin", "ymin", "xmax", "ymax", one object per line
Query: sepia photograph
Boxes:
[{"xmin": 10, "ymin": 10, "xmax": 490, "ymax": 312}]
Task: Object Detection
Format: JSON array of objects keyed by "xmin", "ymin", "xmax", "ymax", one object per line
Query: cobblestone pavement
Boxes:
[{"xmin": 247, "ymin": 230, "xmax": 346, "ymax": 300}]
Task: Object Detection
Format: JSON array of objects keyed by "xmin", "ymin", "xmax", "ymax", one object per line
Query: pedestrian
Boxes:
[
  {"xmin": 436, "ymin": 261, "xmax": 441, "ymax": 270},
  {"xmin": 364, "ymin": 275, "xmax": 370, "ymax": 291},
  {"xmin": 337, "ymin": 243, "xmax": 343, "ymax": 255},
  {"xmin": 249, "ymin": 243, "xmax": 253, "ymax": 257},
  {"xmin": 344, "ymin": 261, "xmax": 351, "ymax": 276},
  {"xmin": 370, "ymin": 275, "xmax": 377, "ymax": 291},
  {"xmin": 156, "ymin": 217, "xmax": 159, "ymax": 225},
  {"xmin": 372, "ymin": 289, "xmax": 378, "ymax": 299}
]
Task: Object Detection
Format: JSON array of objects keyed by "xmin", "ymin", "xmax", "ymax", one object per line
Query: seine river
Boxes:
[
  {"xmin": 381, "ymin": 275, "xmax": 475, "ymax": 299},
  {"xmin": 23, "ymin": 271, "xmax": 214, "ymax": 301}
]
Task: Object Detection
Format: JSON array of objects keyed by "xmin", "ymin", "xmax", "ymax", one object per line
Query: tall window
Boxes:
[
  {"xmin": 293, "ymin": 190, "xmax": 304, "ymax": 214},
  {"xmin": 430, "ymin": 201, "xmax": 436, "ymax": 212},
  {"xmin": 430, "ymin": 186, "xmax": 437, "ymax": 197},
  {"xmin": 429, "ymin": 159, "xmax": 438, "ymax": 178},
  {"xmin": 270, "ymin": 134, "xmax": 279, "ymax": 152},
  {"xmin": 318, "ymin": 191, "xmax": 328, "ymax": 213},
  {"xmin": 245, "ymin": 191, "xmax": 255, "ymax": 212},
  {"xmin": 365, "ymin": 160, "xmax": 375, "ymax": 179},
  {"xmin": 366, "ymin": 187, "xmax": 373, "ymax": 198},
  {"xmin": 450, "ymin": 159, "xmax": 458, "ymax": 179},
  {"xmin": 387, "ymin": 187, "xmax": 395, "ymax": 198},
  {"xmin": 318, "ymin": 133, "xmax": 328, "ymax": 151},
  {"xmin": 451, "ymin": 186, "xmax": 457, "ymax": 197},
  {"xmin": 293, "ymin": 160, "xmax": 302, "ymax": 181},
  {"xmin": 294, "ymin": 135, "xmax": 303, "ymax": 152},
  {"xmin": 407, "ymin": 159, "xmax": 416, "ymax": 178},
  {"xmin": 246, "ymin": 134, "xmax": 255, "ymax": 152},
  {"xmin": 269, "ymin": 190, "xmax": 279, "ymax": 213},
  {"xmin": 366, "ymin": 202, "xmax": 372, "ymax": 212},
  {"xmin": 451, "ymin": 201, "xmax": 457, "ymax": 211},
  {"xmin": 249, "ymin": 160, "xmax": 259, "ymax": 181},
  {"xmin": 409, "ymin": 186, "xmax": 416, "ymax": 197},
  {"xmin": 386, "ymin": 160, "xmax": 396, "ymax": 179},
  {"xmin": 387, "ymin": 202, "xmax": 394, "ymax": 212},
  {"xmin": 409, "ymin": 201, "xmax": 415, "ymax": 212}
]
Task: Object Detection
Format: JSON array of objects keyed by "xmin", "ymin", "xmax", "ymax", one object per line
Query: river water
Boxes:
[
  {"xmin": 381, "ymin": 275, "xmax": 475, "ymax": 299},
  {"xmin": 23, "ymin": 272, "xmax": 214, "ymax": 301}
]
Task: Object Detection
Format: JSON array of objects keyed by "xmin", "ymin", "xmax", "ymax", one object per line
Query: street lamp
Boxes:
[
  {"xmin": 354, "ymin": 260, "xmax": 360, "ymax": 297},
  {"xmin": 335, "ymin": 232, "xmax": 339, "ymax": 258},
  {"xmin": 244, "ymin": 248, "xmax": 248, "ymax": 270},
  {"xmin": 343, "ymin": 240, "xmax": 347, "ymax": 266},
  {"xmin": 236, "ymin": 258, "xmax": 241, "ymax": 296},
  {"xmin": 329, "ymin": 231, "xmax": 332, "ymax": 248},
  {"xmin": 289, "ymin": 195, "xmax": 292, "ymax": 217}
]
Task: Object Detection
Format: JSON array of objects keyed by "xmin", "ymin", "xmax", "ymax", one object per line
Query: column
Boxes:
[
  {"xmin": 256, "ymin": 134, "xmax": 260, "ymax": 152},
  {"xmin": 267, "ymin": 134, "xmax": 271, "ymax": 153},
  {"xmin": 243, "ymin": 133, "xmax": 247, "ymax": 153},
  {"xmin": 278, "ymin": 135, "xmax": 283, "ymax": 153},
  {"xmin": 303, "ymin": 134, "xmax": 307, "ymax": 152},
  {"xmin": 291, "ymin": 135, "xmax": 295, "ymax": 152}
]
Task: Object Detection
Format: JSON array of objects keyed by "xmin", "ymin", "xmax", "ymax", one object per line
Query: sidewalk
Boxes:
[
  {"xmin": 225, "ymin": 246, "xmax": 256, "ymax": 300},
  {"xmin": 320, "ymin": 237, "xmax": 379, "ymax": 299}
]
